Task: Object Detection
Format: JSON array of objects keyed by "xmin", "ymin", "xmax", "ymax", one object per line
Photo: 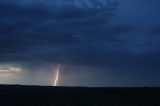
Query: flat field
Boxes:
[{"xmin": 0, "ymin": 85, "xmax": 160, "ymax": 106}]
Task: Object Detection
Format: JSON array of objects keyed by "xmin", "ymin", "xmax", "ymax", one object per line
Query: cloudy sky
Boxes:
[{"xmin": 0, "ymin": 0, "xmax": 160, "ymax": 87}]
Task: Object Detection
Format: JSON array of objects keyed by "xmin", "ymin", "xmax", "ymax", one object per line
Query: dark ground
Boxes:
[{"xmin": 0, "ymin": 85, "xmax": 160, "ymax": 106}]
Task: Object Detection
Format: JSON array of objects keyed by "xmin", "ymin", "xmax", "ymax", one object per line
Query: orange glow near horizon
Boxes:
[{"xmin": 0, "ymin": 65, "xmax": 22, "ymax": 76}]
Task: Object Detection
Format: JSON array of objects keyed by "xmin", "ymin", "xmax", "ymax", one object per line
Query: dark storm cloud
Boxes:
[
  {"xmin": 148, "ymin": 27, "xmax": 160, "ymax": 35},
  {"xmin": 0, "ymin": 0, "xmax": 160, "ymax": 69}
]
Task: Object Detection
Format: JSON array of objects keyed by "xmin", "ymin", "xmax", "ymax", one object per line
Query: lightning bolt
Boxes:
[{"xmin": 54, "ymin": 65, "xmax": 60, "ymax": 86}]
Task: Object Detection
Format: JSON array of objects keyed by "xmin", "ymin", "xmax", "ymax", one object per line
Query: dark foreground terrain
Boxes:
[{"xmin": 0, "ymin": 85, "xmax": 160, "ymax": 106}]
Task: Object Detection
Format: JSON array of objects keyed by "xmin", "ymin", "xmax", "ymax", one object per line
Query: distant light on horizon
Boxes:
[{"xmin": 0, "ymin": 65, "xmax": 22, "ymax": 76}]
